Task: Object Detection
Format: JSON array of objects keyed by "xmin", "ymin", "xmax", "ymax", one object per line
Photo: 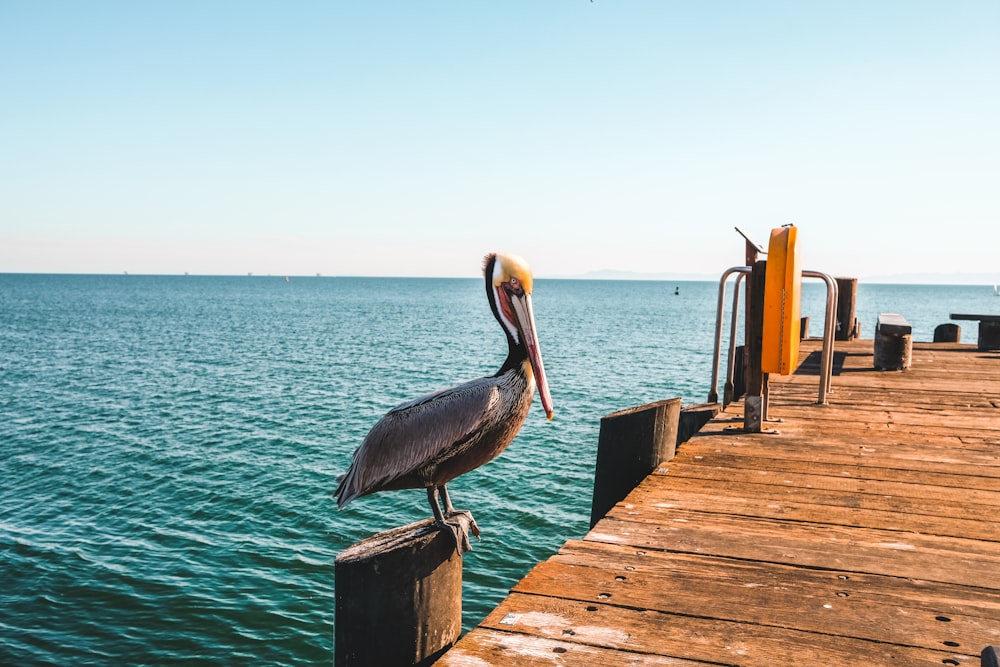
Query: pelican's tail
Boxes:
[{"xmin": 332, "ymin": 469, "xmax": 360, "ymax": 508}]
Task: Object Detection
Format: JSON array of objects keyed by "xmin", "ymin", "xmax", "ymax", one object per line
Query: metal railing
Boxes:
[{"xmin": 708, "ymin": 267, "xmax": 838, "ymax": 407}]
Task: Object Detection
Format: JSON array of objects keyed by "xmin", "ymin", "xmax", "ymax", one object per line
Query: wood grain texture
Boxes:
[{"xmin": 437, "ymin": 339, "xmax": 1000, "ymax": 666}]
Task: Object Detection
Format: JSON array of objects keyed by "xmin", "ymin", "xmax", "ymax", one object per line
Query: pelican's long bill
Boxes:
[{"xmin": 508, "ymin": 288, "xmax": 555, "ymax": 421}]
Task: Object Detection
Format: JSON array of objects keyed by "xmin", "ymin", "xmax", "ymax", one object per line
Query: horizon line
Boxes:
[{"xmin": 2, "ymin": 270, "xmax": 998, "ymax": 287}]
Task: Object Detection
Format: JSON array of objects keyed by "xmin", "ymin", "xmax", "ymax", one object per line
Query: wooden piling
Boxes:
[
  {"xmin": 873, "ymin": 313, "xmax": 912, "ymax": 371},
  {"xmin": 590, "ymin": 398, "xmax": 681, "ymax": 528},
  {"xmin": 335, "ymin": 516, "xmax": 471, "ymax": 667},
  {"xmin": 744, "ymin": 260, "xmax": 767, "ymax": 432},
  {"xmin": 980, "ymin": 321, "xmax": 1000, "ymax": 351},
  {"xmin": 934, "ymin": 323, "xmax": 961, "ymax": 343},
  {"xmin": 835, "ymin": 277, "xmax": 860, "ymax": 340}
]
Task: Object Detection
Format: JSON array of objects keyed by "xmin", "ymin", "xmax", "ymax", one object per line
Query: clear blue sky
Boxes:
[{"xmin": 2, "ymin": 1, "xmax": 998, "ymax": 281}]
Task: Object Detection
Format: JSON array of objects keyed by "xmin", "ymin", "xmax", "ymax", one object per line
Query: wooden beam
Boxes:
[
  {"xmin": 744, "ymin": 260, "xmax": 767, "ymax": 431},
  {"xmin": 590, "ymin": 398, "xmax": 681, "ymax": 528}
]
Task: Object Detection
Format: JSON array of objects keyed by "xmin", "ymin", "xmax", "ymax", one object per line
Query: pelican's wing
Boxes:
[{"xmin": 335, "ymin": 376, "xmax": 500, "ymax": 506}]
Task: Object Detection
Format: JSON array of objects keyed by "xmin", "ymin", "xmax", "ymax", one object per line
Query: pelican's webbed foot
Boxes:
[
  {"xmin": 439, "ymin": 511, "xmax": 477, "ymax": 554},
  {"xmin": 428, "ymin": 486, "xmax": 480, "ymax": 555}
]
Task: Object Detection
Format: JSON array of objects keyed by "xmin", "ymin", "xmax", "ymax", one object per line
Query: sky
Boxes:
[{"xmin": 1, "ymin": 1, "xmax": 998, "ymax": 282}]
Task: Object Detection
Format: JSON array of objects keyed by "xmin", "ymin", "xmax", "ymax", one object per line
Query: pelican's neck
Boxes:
[{"xmin": 497, "ymin": 339, "xmax": 527, "ymax": 376}]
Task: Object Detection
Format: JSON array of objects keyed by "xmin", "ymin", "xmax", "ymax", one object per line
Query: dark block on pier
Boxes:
[
  {"xmin": 874, "ymin": 313, "xmax": 912, "ymax": 370},
  {"xmin": 876, "ymin": 313, "xmax": 911, "ymax": 336},
  {"xmin": 933, "ymin": 323, "xmax": 961, "ymax": 343},
  {"xmin": 980, "ymin": 321, "xmax": 1000, "ymax": 351},
  {"xmin": 950, "ymin": 314, "xmax": 1000, "ymax": 351}
]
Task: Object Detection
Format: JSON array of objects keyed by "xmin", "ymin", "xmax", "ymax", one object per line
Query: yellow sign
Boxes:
[{"xmin": 761, "ymin": 225, "xmax": 801, "ymax": 375}]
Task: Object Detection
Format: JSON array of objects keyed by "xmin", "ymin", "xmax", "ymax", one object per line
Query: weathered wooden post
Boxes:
[
  {"xmin": 934, "ymin": 323, "xmax": 961, "ymax": 343},
  {"xmin": 744, "ymin": 260, "xmax": 767, "ymax": 431},
  {"xmin": 335, "ymin": 515, "xmax": 473, "ymax": 667},
  {"xmin": 979, "ymin": 320, "xmax": 1000, "ymax": 351},
  {"xmin": 873, "ymin": 313, "xmax": 912, "ymax": 370},
  {"xmin": 590, "ymin": 398, "xmax": 681, "ymax": 528},
  {"xmin": 677, "ymin": 403, "xmax": 720, "ymax": 445},
  {"xmin": 800, "ymin": 316, "xmax": 810, "ymax": 340},
  {"xmin": 949, "ymin": 314, "xmax": 1000, "ymax": 351},
  {"xmin": 724, "ymin": 345, "xmax": 745, "ymax": 406},
  {"xmin": 835, "ymin": 277, "xmax": 860, "ymax": 341}
]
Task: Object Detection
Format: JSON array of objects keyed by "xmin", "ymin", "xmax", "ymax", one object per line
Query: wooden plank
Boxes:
[
  {"xmin": 786, "ymin": 344, "xmax": 1000, "ymax": 374},
  {"xmin": 770, "ymin": 391, "xmax": 1000, "ymax": 412},
  {"xmin": 671, "ymin": 449, "xmax": 1000, "ymax": 486},
  {"xmin": 652, "ymin": 462, "xmax": 1000, "ymax": 508},
  {"xmin": 788, "ymin": 351, "xmax": 997, "ymax": 374},
  {"xmin": 619, "ymin": 481, "xmax": 1000, "ymax": 542},
  {"xmin": 951, "ymin": 313, "xmax": 1000, "ymax": 322},
  {"xmin": 688, "ymin": 421, "xmax": 993, "ymax": 454},
  {"xmin": 725, "ymin": 403, "xmax": 1000, "ymax": 434},
  {"xmin": 687, "ymin": 435, "xmax": 1000, "ymax": 461},
  {"xmin": 786, "ymin": 358, "xmax": 1000, "ymax": 381},
  {"xmin": 694, "ymin": 409, "xmax": 1000, "ymax": 443},
  {"xmin": 554, "ymin": 540, "xmax": 1000, "ymax": 620},
  {"xmin": 771, "ymin": 396, "xmax": 1000, "ymax": 414},
  {"xmin": 764, "ymin": 407, "xmax": 1000, "ymax": 433},
  {"xmin": 587, "ymin": 512, "xmax": 1000, "ymax": 588},
  {"xmin": 510, "ymin": 558, "xmax": 1000, "ymax": 653},
  {"xmin": 765, "ymin": 380, "xmax": 994, "ymax": 398},
  {"xmin": 771, "ymin": 395, "xmax": 1000, "ymax": 416},
  {"xmin": 675, "ymin": 439, "xmax": 1000, "ymax": 479},
  {"xmin": 466, "ymin": 592, "xmax": 977, "ymax": 666},
  {"xmin": 781, "ymin": 388, "xmax": 996, "ymax": 411},
  {"xmin": 437, "ymin": 628, "xmax": 713, "ymax": 666}
]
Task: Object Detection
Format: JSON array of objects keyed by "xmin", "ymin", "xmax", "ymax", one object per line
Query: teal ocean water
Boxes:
[{"xmin": 1, "ymin": 273, "xmax": 995, "ymax": 665}]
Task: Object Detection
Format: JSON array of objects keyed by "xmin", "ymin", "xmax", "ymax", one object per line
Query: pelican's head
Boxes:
[{"xmin": 484, "ymin": 253, "xmax": 554, "ymax": 420}]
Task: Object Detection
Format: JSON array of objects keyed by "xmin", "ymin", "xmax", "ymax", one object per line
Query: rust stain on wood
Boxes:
[{"xmin": 436, "ymin": 340, "xmax": 999, "ymax": 666}]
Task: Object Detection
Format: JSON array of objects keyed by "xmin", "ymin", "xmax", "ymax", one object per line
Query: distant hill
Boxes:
[
  {"xmin": 545, "ymin": 269, "xmax": 716, "ymax": 281},
  {"xmin": 544, "ymin": 269, "xmax": 999, "ymax": 286},
  {"xmin": 861, "ymin": 272, "xmax": 1000, "ymax": 286}
]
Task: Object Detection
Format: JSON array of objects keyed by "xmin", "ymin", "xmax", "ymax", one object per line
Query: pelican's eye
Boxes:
[{"xmin": 506, "ymin": 276, "xmax": 524, "ymax": 296}]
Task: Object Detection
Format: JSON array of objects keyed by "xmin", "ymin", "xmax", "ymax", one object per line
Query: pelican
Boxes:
[{"xmin": 334, "ymin": 253, "xmax": 554, "ymax": 552}]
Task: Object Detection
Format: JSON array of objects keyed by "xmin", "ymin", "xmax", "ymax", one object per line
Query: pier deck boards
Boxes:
[{"xmin": 437, "ymin": 340, "xmax": 1000, "ymax": 666}]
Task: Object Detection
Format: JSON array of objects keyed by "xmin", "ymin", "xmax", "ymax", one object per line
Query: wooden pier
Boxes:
[{"xmin": 437, "ymin": 338, "xmax": 1000, "ymax": 666}]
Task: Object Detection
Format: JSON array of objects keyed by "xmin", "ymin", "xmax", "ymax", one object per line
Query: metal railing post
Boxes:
[
  {"xmin": 711, "ymin": 267, "xmax": 839, "ymax": 407},
  {"xmin": 802, "ymin": 270, "xmax": 838, "ymax": 404},
  {"xmin": 723, "ymin": 272, "xmax": 745, "ymax": 406},
  {"xmin": 709, "ymin": 267, "xmax": 751, "ymax": 404}
]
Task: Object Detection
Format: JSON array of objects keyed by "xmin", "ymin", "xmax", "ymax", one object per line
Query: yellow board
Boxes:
[{"xmin": 761, "ymin": 225, "xmax": 801, "ymax": 375}]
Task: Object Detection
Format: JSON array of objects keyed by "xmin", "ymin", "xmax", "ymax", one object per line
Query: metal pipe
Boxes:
[
  {"xmin": 802, "ymin": 270, "xmax": 838, "ymax": 404},
  {"xmin": 711, "ymin": 267, "xmax": 839, "ymax": 407},
  {"xmin": 709, "ymin": 267, "xmax": 751, "ymax": 404},
  {"xmin": 723, "ymin": 272, "xmax": 745, "ymax": 407}
]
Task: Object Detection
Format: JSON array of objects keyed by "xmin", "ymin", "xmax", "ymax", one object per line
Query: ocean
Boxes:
[{"xmin": 1, "ymin": 273, "xmax": 995, "ymax": 665}]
